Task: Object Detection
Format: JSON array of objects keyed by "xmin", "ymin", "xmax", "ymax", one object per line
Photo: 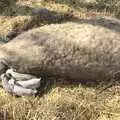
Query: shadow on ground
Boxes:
[
  {"xmin": 0, "ymin": 4, "xmax": 73, "ymax": 40},
  {"xmin": 49, "ymin": 0, "xmax": 120, "ymax": 17}
]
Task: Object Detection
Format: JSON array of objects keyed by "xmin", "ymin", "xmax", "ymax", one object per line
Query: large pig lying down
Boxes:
[{"xmin": 0, "ymin": 17, "xmax": 120, "ymax": 92}]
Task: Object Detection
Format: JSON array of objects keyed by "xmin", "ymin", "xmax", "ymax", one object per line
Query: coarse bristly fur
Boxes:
[{"xmin": 0, "ymin": 17, "xmax": 120, "ymax": 82}]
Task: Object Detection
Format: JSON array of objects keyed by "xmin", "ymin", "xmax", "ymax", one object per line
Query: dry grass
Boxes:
[
  {"xmin": 0, "ymin": 0, "xmax": 120, "ymax": 120},
  {"xmin": 1, "ymin": 83, "xmax": 120, "ymax": 120}
]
